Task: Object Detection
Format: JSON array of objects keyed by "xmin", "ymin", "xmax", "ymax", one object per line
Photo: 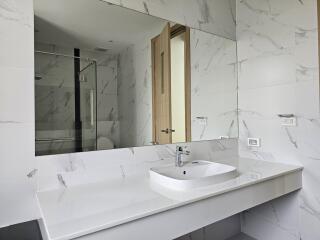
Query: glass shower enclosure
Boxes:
[{"xmin": 35, "ymin": 51, "xmax": 97, "ymax": 156}]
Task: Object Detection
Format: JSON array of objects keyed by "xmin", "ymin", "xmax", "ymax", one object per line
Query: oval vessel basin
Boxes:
[{"xmin": 150, "ymin": 161, "xmax": 237, "ymax": 191}]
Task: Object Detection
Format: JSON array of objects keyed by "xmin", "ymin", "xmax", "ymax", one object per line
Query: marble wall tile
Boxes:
[
  {"xmin": 102, "ymin": 0, "xmax": 236, "ymax": 40},
  {"xmin": 190, "ymin": 29, "xmax": 238, "ymax": 140},
  {"xmin": 36, "ymin": 138, "xmax": 238, "ymax": 191},
  {"xmin": 117, "ymin": 26, "xmax": 159, "ymax": 148},
  {"xmin": 237, "ymin": 0, "xmax": 320, "ymax": 239},
  {"xmin": 241, "ymin": 192, "xmax": 300, "ymax": 240},
  {"xmin": 0, "ymin": 0, "xmax": 40, "ymax": 227}
]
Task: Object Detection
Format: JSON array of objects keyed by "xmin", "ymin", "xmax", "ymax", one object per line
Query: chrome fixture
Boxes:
[{"xmin": 175, "ymin": 146, "xmax": 190, "ymax": 167}]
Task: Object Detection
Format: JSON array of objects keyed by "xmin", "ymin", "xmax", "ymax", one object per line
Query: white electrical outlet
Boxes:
[
  {"xmin": 281, "ymin": 117, "xmax": 297, "ymax": 126},
  {"xmin": 247, "ymin": 138, "xmax": 261, "ymax": 147}
]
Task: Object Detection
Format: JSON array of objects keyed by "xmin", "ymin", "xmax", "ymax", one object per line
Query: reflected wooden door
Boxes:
[{"xmin": 152, "ymin": 23, "xmax": 172, "ymax": 145}]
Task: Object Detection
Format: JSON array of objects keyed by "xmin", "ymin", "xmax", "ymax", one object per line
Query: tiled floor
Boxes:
[{"xmin": 0, "ymin": 220, "xmax": 42, "ymax": 240}]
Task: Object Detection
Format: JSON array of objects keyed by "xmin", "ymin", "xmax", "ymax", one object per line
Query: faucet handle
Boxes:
[
  {"xmin": 176, "ymin": 145, "xmax": 190, "ymax": 155},
  {"xmin": 176, "ymin": 145, "xmax": 183, "ymax": 151}
]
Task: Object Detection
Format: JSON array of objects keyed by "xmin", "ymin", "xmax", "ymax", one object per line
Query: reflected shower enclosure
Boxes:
[{"xmin": 35, "ymin": 49, "xmax": 97, "ymax": 156}]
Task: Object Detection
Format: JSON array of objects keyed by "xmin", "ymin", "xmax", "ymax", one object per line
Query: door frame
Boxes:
[{"xmin": 151, "ymin": 24, "xmax": 191, "ymax": 144}]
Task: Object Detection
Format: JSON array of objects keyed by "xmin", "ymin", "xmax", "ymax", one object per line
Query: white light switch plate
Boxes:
[{"xmin": 247, "ymin": 138, "xmax": 261, "ymax": 147}]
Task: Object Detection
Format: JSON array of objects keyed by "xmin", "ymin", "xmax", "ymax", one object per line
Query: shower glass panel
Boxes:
[
  {"xmin": 34, "ymin": 51, "xmax": 97, "ymax": 156},
  {"xmin": 79, "ymin": 62, "xmax": 97, "ymax": 152}
]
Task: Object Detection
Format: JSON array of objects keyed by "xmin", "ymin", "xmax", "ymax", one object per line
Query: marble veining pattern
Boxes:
[
  {"xmin": 36, "ymin": 155, "xmax": 302, "ymax": 240},
  {"xmin": 117, "ymin": 38, "xmax": 154, "ymax": 148},
  {"xmin": 237, "ymin": 0, "xmax": 320, "ymax": 239},
  {"xmin": 190, "ymin": 29, "xmax": 238, "ymax": 140},
  {"xmin": 36, "ymin": 139, "xmax": 239, "ymax": 191},
  {"xmin": 0, "ymin": 0, "xmax": 40, "ymax": 227},
  {"xmin": 102, "ymin": 0, "xmax": 236, "ymax": 40}
]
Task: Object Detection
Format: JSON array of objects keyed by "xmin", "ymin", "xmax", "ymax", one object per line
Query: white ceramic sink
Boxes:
[{"xmin": 150, "ymin": 161, "xmax": 237, "ymax": 191}]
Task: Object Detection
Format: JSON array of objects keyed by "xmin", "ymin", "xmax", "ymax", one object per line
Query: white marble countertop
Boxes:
[{"xmin": 37, "ymin": 158, "xmax": 302, "ymax": 240}]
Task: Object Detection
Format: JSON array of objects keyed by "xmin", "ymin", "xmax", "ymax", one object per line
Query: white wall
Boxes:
[
  {"xmin": 0, "ymin": 0, "xmax": 40, "ymax": 227},
  {"xmin": 237, "ymin": 0, "xmax": 320, "ymax": 239}
]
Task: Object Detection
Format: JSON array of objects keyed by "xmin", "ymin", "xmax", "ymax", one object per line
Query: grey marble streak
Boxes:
[
  {"xmin": 27, "ymin": 169, "xmax": 38, "ymax": 178},
  {"xmin": 57, "ymin": 174, "xmax": 67, "ymax": 188},
  {"xmin": 0, "ymin": 120, "xmax": 22, "ymax": 124}
]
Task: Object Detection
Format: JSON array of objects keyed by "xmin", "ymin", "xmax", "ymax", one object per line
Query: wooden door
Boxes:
[{"xmin": 152, "ymin": 23, "xmax": 172, "ymax": 144}]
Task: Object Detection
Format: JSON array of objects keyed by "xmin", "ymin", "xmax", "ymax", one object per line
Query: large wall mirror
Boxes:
[{"xmin": 34, "ymin": 0, "xmax": 238, "ymax": 156}]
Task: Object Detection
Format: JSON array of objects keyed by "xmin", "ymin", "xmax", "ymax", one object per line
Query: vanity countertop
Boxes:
[{"xmin": 37, "ymin": 158, "xmax": 302, "ymax": 240}]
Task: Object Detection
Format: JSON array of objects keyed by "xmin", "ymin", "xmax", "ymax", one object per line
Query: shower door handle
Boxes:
[{"xmin": 90, "ymin": 90, "xmax": 94, "ymax": 127}]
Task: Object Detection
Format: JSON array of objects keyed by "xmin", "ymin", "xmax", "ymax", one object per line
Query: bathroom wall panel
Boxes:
[
  {"xmin": 102, "ymin": 0, "xmax": 236, "ymax": 40},
  {"xmin": 117, "ymin": 29, "xmax": 157, "ymax": 148},
  {"xmin": 0, "ymin": 0, "xmax": 40, "ymax": 227},
  {"xmin": 237, "ymin": 0, "xmax": 320, "ymax": 239},
  {"xmin": 190, "ymin": 29, "xmax": 238, "ymax": 141},
  {"xmin": 36, "ymin": 138, "xmax": 238, "ymax": 192}
]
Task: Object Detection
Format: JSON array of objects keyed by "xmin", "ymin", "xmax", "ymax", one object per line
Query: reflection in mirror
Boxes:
[{"xmin": 34, "ymin": 0, "xmax": 238, "ymax": 156}]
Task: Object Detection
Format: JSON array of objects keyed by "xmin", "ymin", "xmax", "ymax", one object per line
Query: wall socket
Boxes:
[
  {"xmin": 280, "ymin": 117, "xmax": 297, "ymax": 126},
  {"xmin": 247, "ymin": 138, "xmax": 261, "ymax": 147}
]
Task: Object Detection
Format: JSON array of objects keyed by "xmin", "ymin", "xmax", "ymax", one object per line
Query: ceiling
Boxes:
[{"xmin": 34, "ymin": 0, "xmax": 167, "ymax": 54}]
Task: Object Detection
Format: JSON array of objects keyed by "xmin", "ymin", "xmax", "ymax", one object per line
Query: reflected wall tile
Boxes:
[
  {"xmin": 102, "ymin": 0, "xmax": 236, "ymax": 40},
  {"xmin": 190, "ymin": 29, "xmax": 238, "ymax": 140}
]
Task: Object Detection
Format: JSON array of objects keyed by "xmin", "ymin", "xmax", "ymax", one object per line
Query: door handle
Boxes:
[{"xmin": 161, "ymin": 128, "xmax": 175, "ymax": 134}]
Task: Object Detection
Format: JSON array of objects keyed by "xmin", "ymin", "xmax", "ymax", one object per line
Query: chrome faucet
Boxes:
[{"xmin": 175, "ymin": 146, "xmax": 190, "ymax": 167}]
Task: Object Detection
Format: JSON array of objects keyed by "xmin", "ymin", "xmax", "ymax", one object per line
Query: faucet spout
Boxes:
[{"xmin": 175, "ymin": 146, "xmax": 190, "ymax": 167}]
